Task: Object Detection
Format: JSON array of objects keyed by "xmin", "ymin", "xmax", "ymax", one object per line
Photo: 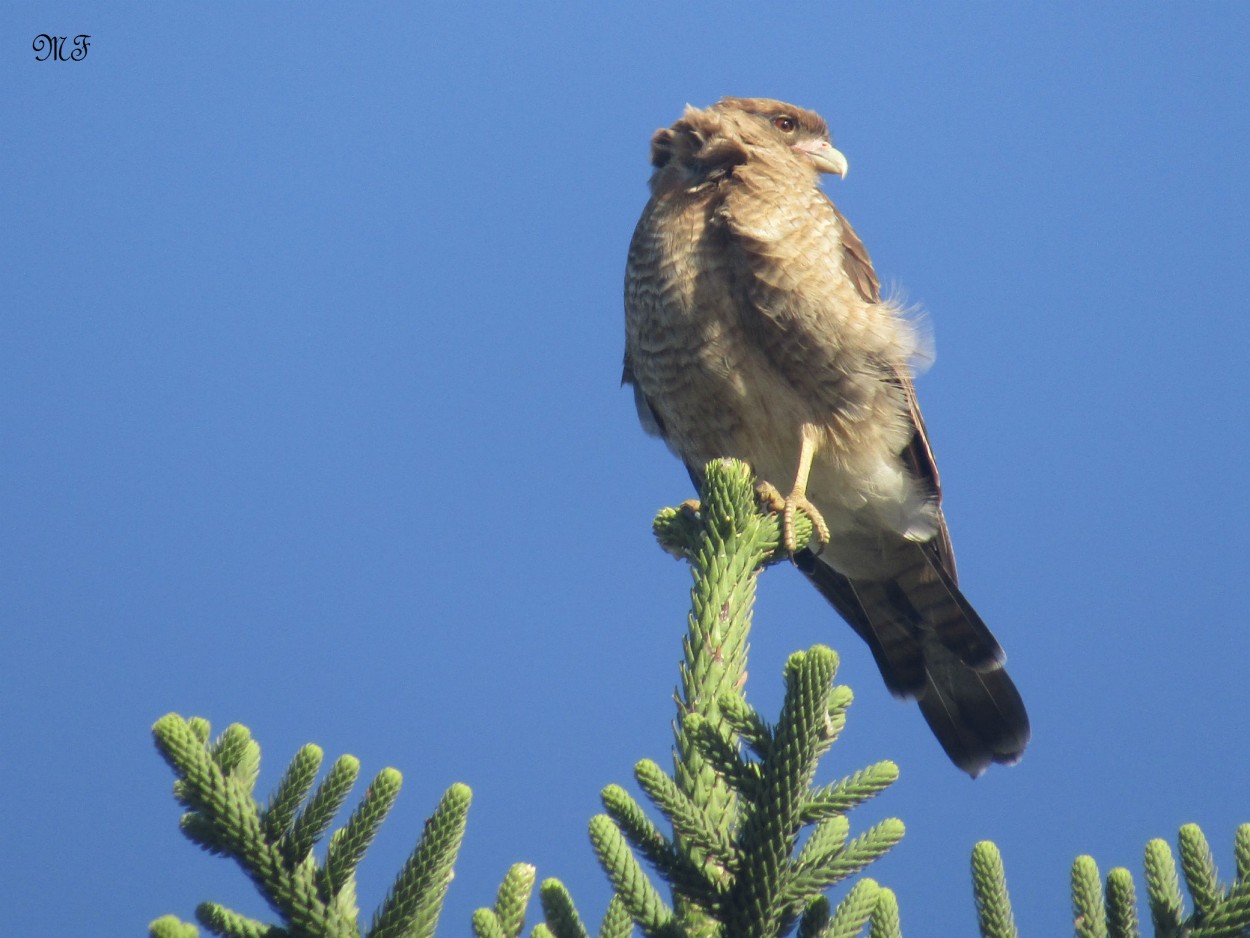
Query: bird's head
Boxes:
[
  {"xmin": 715, "ymin": 97, "xmax": 849, "ymax": 177},
  {"xmin": 648, "ymin": 97, "xmax": 848, "ymax": 187}
]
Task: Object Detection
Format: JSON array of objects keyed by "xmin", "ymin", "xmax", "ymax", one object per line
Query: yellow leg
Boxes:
[{"xmin": 758, "ymin": 427, "xmax": 831, "ymax": 555}]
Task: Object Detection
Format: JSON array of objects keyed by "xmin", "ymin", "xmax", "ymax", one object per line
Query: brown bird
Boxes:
[{"xmin": 623, "ymin": 97, "xmax": 1029, "ymax": 776}]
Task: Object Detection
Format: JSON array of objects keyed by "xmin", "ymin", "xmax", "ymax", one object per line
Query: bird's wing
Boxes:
[
  {"xmin": 890, "ymin": 365, "xmax": 959, "ymax": 578},
  {"xmin": 827, "ymin": 200, "xmax": 881, "ymax": 305},
  {"xmin": 621, "ymin": 356, "xmax": 666, "ymax": 439}
]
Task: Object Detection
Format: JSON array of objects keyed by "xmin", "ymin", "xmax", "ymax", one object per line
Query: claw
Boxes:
[
  {"xmin": 755, "ymin": 481, "xmax": 785, "ymax": 513},
  {"xmin": 783, "ymin": 492, "xmax": 830, "ymax": 555},
  {"xmin": 756, "ymin": 481, "xmax": 829, "ymax": 555}
]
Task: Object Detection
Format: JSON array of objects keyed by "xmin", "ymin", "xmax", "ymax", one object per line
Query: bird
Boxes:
[{"xmin": 622, "ymin": 97, "xmax": 1029, "ymax": 776}]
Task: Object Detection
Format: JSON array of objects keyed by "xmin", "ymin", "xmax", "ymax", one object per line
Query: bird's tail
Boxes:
[{"xmin": 800, "ymin": 544, "xmax": 1030, "ymax": 776}]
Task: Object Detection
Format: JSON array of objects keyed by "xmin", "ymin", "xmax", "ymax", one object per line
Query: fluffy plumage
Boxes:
[{"xmin": 623, "ymin": 97, "xmax": 1029, "ymax": 776}]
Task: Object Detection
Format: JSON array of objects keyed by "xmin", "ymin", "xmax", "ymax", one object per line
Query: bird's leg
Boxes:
[{"xmin": 757, "ymin": 427, "xmax": 831, "ymax": 555}]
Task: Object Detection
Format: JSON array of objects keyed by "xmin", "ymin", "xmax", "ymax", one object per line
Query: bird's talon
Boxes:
[
  {"xmin": 754, "ymin": 481, "xmax": 785, "ymax": 513},
  {"xmin": 758, "ymin": 484, "xmax": 830, "ymax": 556},
  {"xmin": 785, "ymin": 494, "xmax": 830, "ymax": 555},
  {"xmin": 793, "ymin": 494, "xmax": 831, "ymax": 552}
]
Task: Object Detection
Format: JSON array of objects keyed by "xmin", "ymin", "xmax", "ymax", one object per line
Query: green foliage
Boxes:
[
  {"xmin": 367, "ymin": 784, "xmax": 470, "ymax": 938},
  {"xmin": 472, "ymin": 864, "xmax": 537, "ymax": 938},
  {"xmin": 971, "ymin": 842, "xmax": 1018, "ymax": 938},
  {"xmin": 149, "ymin": 714, "xmax": 469, "ymax": 938},
  {"xmin": 1105, "ymin": 869, "xmax": 1140, "ymax": 938},
  {"xmin": 560, "ymin": 460, "xmax": 903, "ymax": 938},
  {"xmin": 150, "ymin": 915, "xmax": 202, "ymax": 938},
  {"xmin": 972, "ymin": 824, "xmax": 1250, "ymax": 938},
  {"xmin": 151, "ymin": 461, "xmax": 899, "ymax": 938},
  {"xmin": 149, "ymin": 457, "xmax": 1248, "ymax": 938},
  {"xmin": 1072, "ymin": 855, "xmax": 1108, "ymax": 938},
  {"xmin": 868, "ymin": 888, "xmax": 901, "ymax": 938}
]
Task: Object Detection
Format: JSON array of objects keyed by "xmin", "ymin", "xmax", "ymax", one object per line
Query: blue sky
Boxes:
[{"xmin": 4, "ymin": 4, "xmax": 1250, "ymax": 935}]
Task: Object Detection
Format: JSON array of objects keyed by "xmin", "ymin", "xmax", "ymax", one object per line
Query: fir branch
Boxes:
[
  {"xmin": 1178, "ymin": 823, "xmax": 1225, "ymax": 918},
  {"xmin": 595, "ymin": 462, "xmax": 902, "ymax": 938},
  {"xmin": 718, "ymin": 694, "xmax": 771, "ymax": 760},
  {"xmin": 491, "ymin": 862, "xmax": 536, "ymax": 938},
  {"xmin": 731, "ymin": 647, "xmax": 846, "ymax": 933},
  {"xmin": 321, "ymin": 830, "xmax": 361, "ymax": 921},
  {"xmin": 1072, "ymin": 856, "xmax": 1108, "ymax": 938},
  {"xmin": 796, "ymin": 897, "xmax": 830, "ymax": 938},
  {"xmin": 1104, "ymin": 868, "xmax": 1139, "ymax": 938},
  {"xmin": 263, "ymin": 745, "xmax": 324, "ymax": 842},
  {"xmin": 824, "ymin": 878, "xmax": 880, "ymax": 938},
  {"xmin": 1143, "ymin": 838, "xmax": 1185, "ymax": 938},
  {"xmin": 784, "ymin": 819, "xmax": 905, "ymax": 904},
  {"xmin": 681, "ymin": 714, "xmax": 761, "ymax": 798},
  {"xmin": 1195, "ymin": 878, "xmax": 1250, "ymax": 937},
  {"xmin": 538, "ymin": 879, "xmax": 591, "ymax": 938},
  {"xmin": 971, "ymin": 841, "xmax": 1017, "ymax": 938},
  {"xmin": 824, "ymin": 686, "xmax": 854, "ymax": 740},
  {"xmin": 212, "ymin": 725, "xmax": 262, "ymax": 793},
  {"xmin": 368, "ymin": 782, "xmax": 470, "ymax": 938},
  {"xmin": 322, "ymin": 768, "xmax": 403, "ymax": 903},
  {"xmin": 800, "ymin": 763, "xmax": 899, "ymax": 824},
  {"xmin": 196, "ymin": 901, "xmax": 283, "ymax": 938},
  {"xmin": 601, "ymin": 784, "xmax": 671, "ymax": 868},
  {"xmin": 633, "ymin": 760, "xmax": 736, "ymax": 864},
  {"xmin": 793, "ymin": 815, "xmax": 850, "ymax": 874},
  {"xmin": 596, "ymin": 896, "xmax": 635, "ymax": 938},
  {"xmin": 182, "ymin": 810, "xmax": 233, "ymax": 858},
  {"xmin": 652, "ymin": 503, "xmax": 705, "ymax": 560},
  {"xmin": 589, "ymin": 815, "xmax": 674, "ymax": 937},
  {"xmin": 471, "ymin": 910, "xmax": 507, "ymax": 938},
  {"xmin": 150, "ymin": 914, "xmax": 202, "ymax": 938},
  {"xmin": 153, "ymin": 715, "xmax": 362, "ymax": 937},
  {"xmin": 869, "ymin": 887, "xmax": 901, "ymax": 938},
  {"xmin": 727, "ymin": 649, "xmax": 831, "ymax": 935},
  {"xmin": 1235, "ymin": 825, "xmax": 1250, "ymax": 886},
  {"xmin": 284, "ymin": 756, "xmax": 361, "ymax": 866},
  {"xmin": 601, "ymin": 783, "xmax": 719, "ymax": 904},
  {"xmin": 672, "ymin": 463, "xmax": 768, "ymax": 845},
  {"xmin": 155, "ymin": 714, "xmax": 242, "ymax": 822}
]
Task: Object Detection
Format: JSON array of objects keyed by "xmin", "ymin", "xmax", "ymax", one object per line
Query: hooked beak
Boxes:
[{"xmin": 792, "ymin": 138, "xmax": 848, "ymax": 177}]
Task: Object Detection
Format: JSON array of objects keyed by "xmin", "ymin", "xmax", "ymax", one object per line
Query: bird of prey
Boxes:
[{"xmin": 623, "ymin": 97, "xmax": 1029, "ymax": 776}]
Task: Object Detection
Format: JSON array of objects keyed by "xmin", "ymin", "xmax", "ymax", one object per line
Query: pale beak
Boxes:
[{"xmin": 792, "ymin": 138, "xmax": 849, "ymax": 177}]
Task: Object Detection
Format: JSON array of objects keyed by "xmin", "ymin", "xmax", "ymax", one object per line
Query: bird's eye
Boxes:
[{"xmin": 773, "ymin": 116, "xmax": 797, "ymax": 133}]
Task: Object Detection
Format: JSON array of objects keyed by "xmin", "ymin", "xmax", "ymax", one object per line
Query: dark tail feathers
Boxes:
[{"xmin": 799, "ymin": 545, "xmax": 1030, "ymax": 777}]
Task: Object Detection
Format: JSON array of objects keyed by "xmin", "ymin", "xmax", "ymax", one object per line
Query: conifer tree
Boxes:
[{"xmin": 149, "ymin": 460, "xmax": 1250, "ymax": 938}]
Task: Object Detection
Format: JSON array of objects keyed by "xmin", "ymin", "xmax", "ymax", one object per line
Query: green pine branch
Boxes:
[
  {"xmin": 149, "ymin": 714, "xmax": 469, "ymax": 938},
  {"xmin": 148, "ymin": 457, "xmax": 1248, "ymax": 938},
  {"xmin": 972, "ymin": 824, "xmax": 1250, "ymax": 938},
  {"xmin": 472, "ymin": 864, "xmax": 537, "ymax": 938},
  {"xmin": 578, "ymin": 460, "xmax": 903, "ymax": 938}
]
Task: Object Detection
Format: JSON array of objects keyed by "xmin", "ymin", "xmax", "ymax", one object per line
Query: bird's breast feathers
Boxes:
[{"xmin": 625, "ymin": 151, "xmax": 933, "ymax": 551}]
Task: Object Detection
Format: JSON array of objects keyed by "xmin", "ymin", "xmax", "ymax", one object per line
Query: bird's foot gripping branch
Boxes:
[{"xmin": 652, "ymin": 459, "xmax": 818, "ymax": 564}]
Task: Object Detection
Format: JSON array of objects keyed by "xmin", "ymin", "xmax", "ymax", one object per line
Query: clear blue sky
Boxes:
[{"xmin": 4, "ymin": 4, "xmax": 1249, "ymax": 935}]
